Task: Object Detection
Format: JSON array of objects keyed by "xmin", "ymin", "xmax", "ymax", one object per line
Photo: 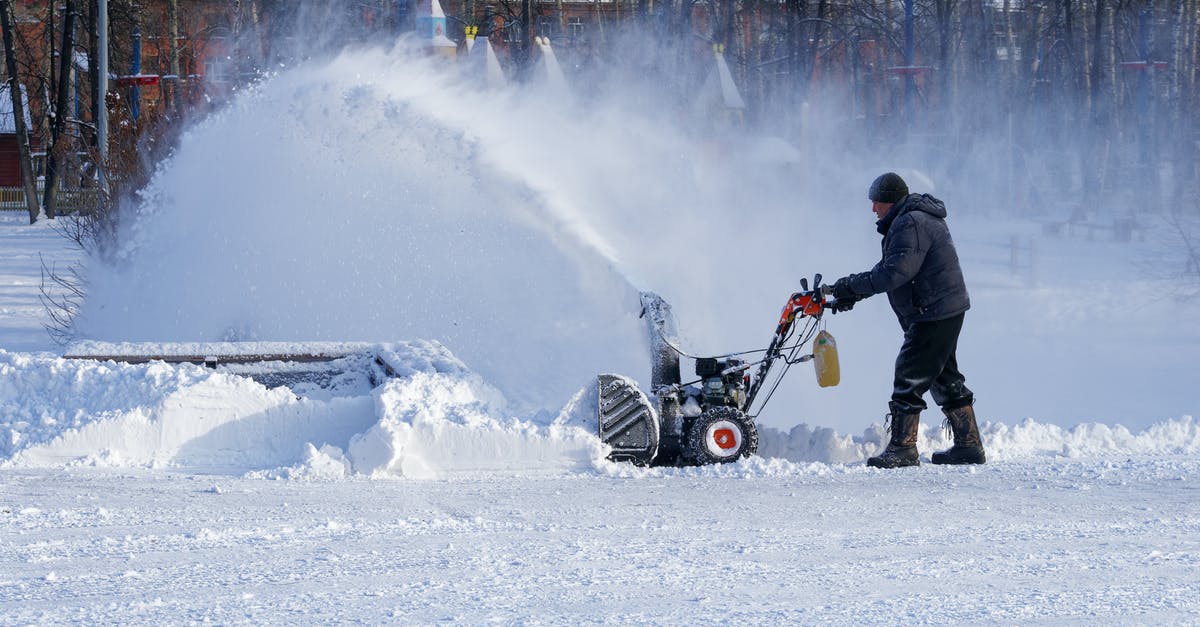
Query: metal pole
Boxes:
[
  {"xmin": 131, "ymin": 26, "xmax": 140, "ymax": 120},
  {"xmin": 97, "ymin": 0, "xmax": 107, "ymax": 165}
]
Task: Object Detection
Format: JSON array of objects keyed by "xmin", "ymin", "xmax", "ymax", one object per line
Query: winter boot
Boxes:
[
  {"xmin": 867, "ymin": 404, "xmax": 921, "ymax": 469},
  {"xmin": 931, "ymin": 405, "xmax": 986, "ymax": 465}
]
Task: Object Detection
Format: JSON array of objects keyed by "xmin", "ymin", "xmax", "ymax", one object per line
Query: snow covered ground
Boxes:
[
  {"xmin": 2, "ymin": 44, "xmax": 1200, "ymax": 622},
  {"xmin": 4, "ymin": 460, "xmax": 1198, "ymax": 623},
  {"xmin": 0, "ymin": 214, "xmax": 81, "ymax": 352}
]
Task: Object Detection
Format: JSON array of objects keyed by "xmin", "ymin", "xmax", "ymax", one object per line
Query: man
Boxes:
[{"xmin": 831, "ymin": 172, "xmax": 986, "ymax": 468}]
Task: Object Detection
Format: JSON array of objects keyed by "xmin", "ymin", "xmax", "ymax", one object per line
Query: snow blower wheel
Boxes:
[{"xmin": 684, "ymin": 407, "xmax": 758, "ymax": 464}]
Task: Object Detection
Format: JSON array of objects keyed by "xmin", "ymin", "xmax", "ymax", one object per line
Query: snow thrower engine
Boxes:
[
  {"xmin": 598, "ymin": 276, "xmax": 840, "ymax": 467},
  {"xmin": 695, "ymin": 357, "xmax": 748, "ymax": 408}
]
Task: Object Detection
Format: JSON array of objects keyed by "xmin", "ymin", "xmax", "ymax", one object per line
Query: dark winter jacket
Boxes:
[{"xmin": 844, "ymin": 193, "xmax": 970, "ymax": 327}]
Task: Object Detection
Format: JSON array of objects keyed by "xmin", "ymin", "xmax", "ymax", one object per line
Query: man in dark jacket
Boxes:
[{"xmin": 831, "ymin": 172, "xmax": 986, "ymax": 468}]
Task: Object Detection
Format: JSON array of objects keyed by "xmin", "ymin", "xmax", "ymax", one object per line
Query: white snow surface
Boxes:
[
  {"xmin": 3, "ymin": 459, "xmax": 1198, "ymax": 623},
  {"xmin": 0, "ymin": 343, "xmax": 605, "ymax": 478},
  {"xmin": 0, "ymin": 215, "xmax": 82, "ymax": 351}
]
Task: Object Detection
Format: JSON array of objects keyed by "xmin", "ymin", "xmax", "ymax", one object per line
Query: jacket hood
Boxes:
[{"xmin": 876, "ymin": 193, "xmax": 946, "ymax": 234}]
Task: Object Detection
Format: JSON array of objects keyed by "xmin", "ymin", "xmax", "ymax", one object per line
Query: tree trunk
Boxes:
[
  {"xmin": 1171, "ymin": 0, "xmax": 1184, "ymax": 209},
  {"xmin": 934, "ymin": 0, "xmax": 956, "ymax": 120},
  {"xmin": 0, "ymin": 0, "xmax": 41, "ymax": 223},
  {"xmin": 806, "ymin": 0, "xmax": 827, "ymax": 89},
  {"xmin": 594, "ymin": 0, "xmax": 605, "ymax": 43},
  {"xmin": 88, "ymin": 0, "xmax": 100, "ymax": 148},
  {"xmin": 45, "ymin": 0, "xmax": 55, "ymax": 136},
  {"xmin": 1174, "ymin": 0, "xmax": 1198, "ymax": 210},
  {"xmin": 521, "ymin": 0, "xmax": 532, "ymax": 68},
  {"xmin": 787, "ymin": 0, "xmax": 802, "ymax": 81},
  {"xmin": 1141, "ymin": 3, "xmax": 1160, "ymax": 213},
  {"xmin": 1003, "ymin": 0, "xmax": 1016, "ymax": 88},
  {"xmin": 1063, "ymin": 0, "xmax": 1079, "ymax": 119},
  {"xmin": 166, "ymin": 0, "xmax": 179, "ymax": 116},
  {"xmin": 1103, "ymin": 0, "xmax": 1117, "ymax": 148},
  {"xmin": 1084, "ymin": 0, "xmax": 1109, "ymax": 209},
  {"xmin": 43, "ymin": 0, "xmax": 78, "ymax": 220}
]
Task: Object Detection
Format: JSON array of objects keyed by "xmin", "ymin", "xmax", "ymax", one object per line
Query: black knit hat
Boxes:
[{"xmin": 868, "ymin": 172, "xmax": 908, "ymax": 204}]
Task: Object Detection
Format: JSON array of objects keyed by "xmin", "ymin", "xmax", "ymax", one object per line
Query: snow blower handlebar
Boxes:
[{"xmin": 743, "ymin": 275, "xmax": 833, "ymax": 413}]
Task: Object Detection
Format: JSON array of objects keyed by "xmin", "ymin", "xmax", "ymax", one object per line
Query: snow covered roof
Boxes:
[{"xmin": 0, "ymin": 83, "xmax": 32, "ymax": 134}]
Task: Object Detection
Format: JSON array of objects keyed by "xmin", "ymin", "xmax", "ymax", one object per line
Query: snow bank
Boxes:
[
  {"xmin": 0, "ymin": 343, "xmax": 602, "ymax": 477},
  {"xmin": 980, "ymin": 416, "xmax": 1200, "ymax": 460},
  {"xmin": 1, "ymin": 348, "xmax": 377, "ymax": 469},
  {"xmin": 756, "ymin": 416, "xmax": 1200, "ymax": 464},
  {"xmin": 2, "ymin": 345, "xmax": 1194, "ymax": 476},
  {"xmin": 757, "ymin": 423, "xmax": 875, "ymax": 464},
  {"xmin": 348, "ymin": 372, "xmax": 601, "ymax": 478}
]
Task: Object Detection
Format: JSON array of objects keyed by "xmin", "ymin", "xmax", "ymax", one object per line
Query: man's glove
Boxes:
[
  {"xmin": 830, "ymin": 298, "xmax": 857, "ymax": 313},
  {"xmin": 831, "ymin": 277, "xmax": 856, "ymax": 301},
  {"xmin": 829, "ymin": 277, "xmax": 860, "ymax": 313}
]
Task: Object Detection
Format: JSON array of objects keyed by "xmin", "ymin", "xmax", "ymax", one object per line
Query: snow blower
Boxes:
[{"xmin": 598, "ymin": 275, "xmax": 844, "ymax": 466}]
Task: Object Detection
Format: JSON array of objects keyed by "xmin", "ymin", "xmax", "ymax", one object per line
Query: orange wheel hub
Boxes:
[{"xmin": 712, "ymin": 428, "xmax": 738, "ymax": 449}]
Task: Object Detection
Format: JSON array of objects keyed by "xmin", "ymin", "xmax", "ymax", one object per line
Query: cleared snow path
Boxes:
[{"xmin": 2, "ymin": 459, "xmax": 1197, "ymax": 624}]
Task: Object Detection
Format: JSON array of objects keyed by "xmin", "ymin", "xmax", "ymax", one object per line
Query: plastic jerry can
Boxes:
[{"xmin": 812, "ymin": 330, "xmax": 840, "ymax": 387}]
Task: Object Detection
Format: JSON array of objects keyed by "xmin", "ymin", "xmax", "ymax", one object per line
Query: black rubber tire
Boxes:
[{"xmin": 683, "ymin": 407, "xmax": 759, "ymax": 465}]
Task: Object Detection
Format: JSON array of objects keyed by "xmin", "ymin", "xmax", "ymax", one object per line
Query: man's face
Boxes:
[{"xmin": 872, "ymin": 201, "xmax": 893, "ymax": 220}]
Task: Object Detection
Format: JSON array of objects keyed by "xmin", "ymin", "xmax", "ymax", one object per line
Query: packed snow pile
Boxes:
[
  {"xmin": 1, "ymin": 344, "xmax": 1195, "ymax": 476},
  {"xmin": 756, "ymin": 416, "xmax": 1200, "ymax": 464},
  {"xmin": 0, "ymin": 343, "xmax": 602, "ymax": 477},
  {"xmin": 346, "ymin": 370, "xmax": 602, "ymax": 478},
  {"xmin": 980, "ymin": 416, "xmax": 1200, "ymax": 459}
]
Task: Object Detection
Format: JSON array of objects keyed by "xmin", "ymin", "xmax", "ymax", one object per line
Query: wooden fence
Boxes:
[{"xmin": 0, "ymin": 185, "xmax": 100, "ymax": 214}]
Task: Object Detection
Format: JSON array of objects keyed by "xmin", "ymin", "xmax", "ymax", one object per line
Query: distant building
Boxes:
[{"xmin": 0, "ymin": 84, "xmax": 31, "ymax": 187}]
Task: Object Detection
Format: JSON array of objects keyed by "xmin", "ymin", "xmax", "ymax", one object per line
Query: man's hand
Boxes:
[
  {"xmin": 829, "ymin": 277, "xmax": 860, "ymax": 314},
  {"xmin": 831, "ymin": 277, "xmax": 856, "ymax": 301},
  {"xmin": 829, "ymin": 297, "xmax": 857, "ymax": 313}
]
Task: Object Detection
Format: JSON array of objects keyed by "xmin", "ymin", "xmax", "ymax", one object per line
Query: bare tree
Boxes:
[
  {"xmin": 0, "ymin": 0, "xmax": 41, "ymax": 223},
  {"xmin": 42, "ymin": 0, "xmax": 82, "ymax": 220}
]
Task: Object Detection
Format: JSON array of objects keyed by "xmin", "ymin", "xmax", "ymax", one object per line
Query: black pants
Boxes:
[{"xmin": 892, "ymin": 313, "xmax": 973, "ymax": 414}]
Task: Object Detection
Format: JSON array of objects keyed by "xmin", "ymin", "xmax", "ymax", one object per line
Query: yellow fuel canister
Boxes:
[{"xmin": 812, "ymin": 330, "xmax": 840, "ymax": 387}]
